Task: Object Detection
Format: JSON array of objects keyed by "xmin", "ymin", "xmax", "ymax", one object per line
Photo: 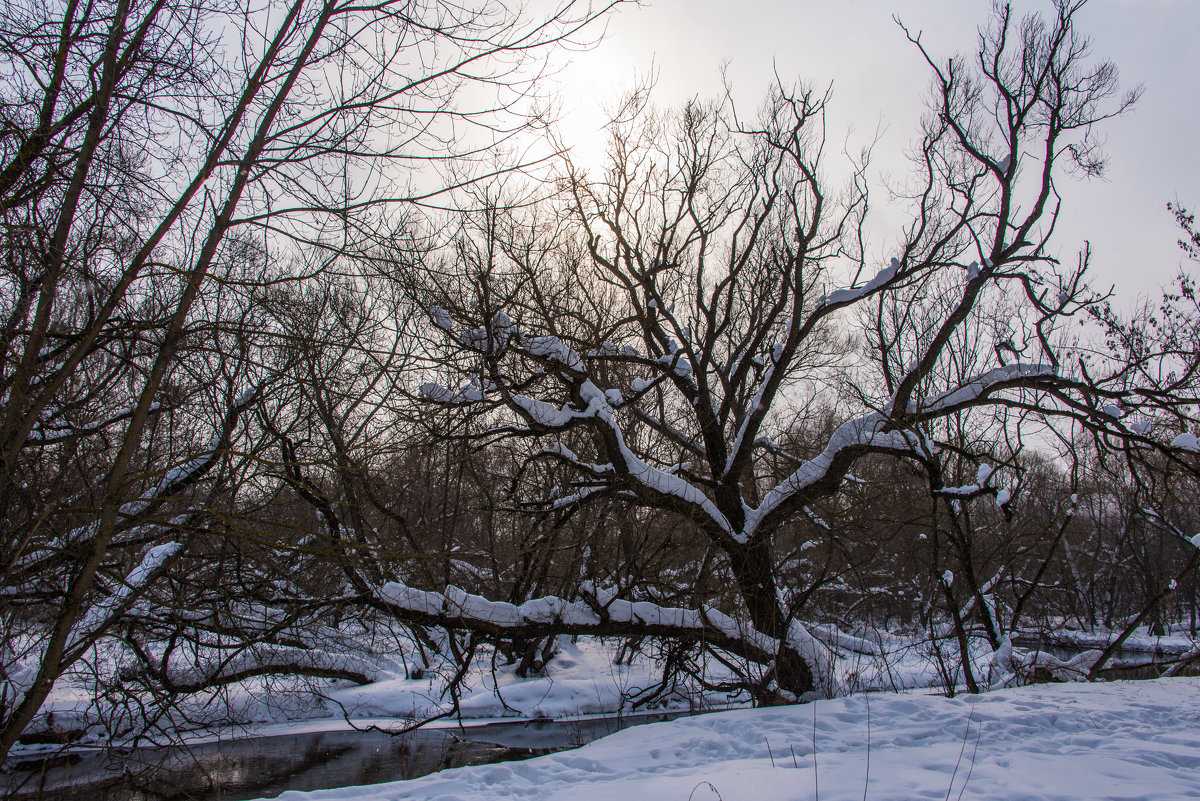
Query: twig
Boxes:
[
  {"xmin": 862, "ymin": 693, "xmax": 871, "ymax": 801},
  {"xmin": 956, "ymin": 718, "xmax": 984, "ymax": 801},
  {"xmin": 945, "ymin": 706, "xmax": 976, "ymax": 801},
  {"xmin": 813, "ymin": 703, "xmax": 820, "ymax": 800}
]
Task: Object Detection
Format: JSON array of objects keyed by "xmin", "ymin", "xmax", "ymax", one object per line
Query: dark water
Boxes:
[{"xmin": 4, "ymin": 712, "xmax": 684, "ymax": 801}]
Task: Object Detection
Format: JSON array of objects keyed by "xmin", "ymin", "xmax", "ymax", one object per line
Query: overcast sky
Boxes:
[{"xmin": 545, "ymin": 0, "xmax": 1200, "ymax": 305}]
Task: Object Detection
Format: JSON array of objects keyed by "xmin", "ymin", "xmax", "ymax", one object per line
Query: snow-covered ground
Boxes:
[
  {"xmin": 271, "ymin": 678, "xmax": 1200, "ymax": 801},
  {"xmin": 16, "ymin": 627, "xmax": 1200, "ymax": 800}
]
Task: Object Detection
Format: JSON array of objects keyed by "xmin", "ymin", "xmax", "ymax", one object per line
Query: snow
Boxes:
[
  {"xmin": 165, "ymin": 646, "xmax": 385, "ymax": 689},
  {"xmin": 268, "ymin": 678, "xmax": 1200, "ymax": 801},
  {"xmin": 748, "ymin": 413, "xmax": 920, "ymax": 539},
  {"xmin": 573, "ymin": 381, "xmax": 734, "ymax": 536},
  {"xmin": 419, "ymin": 381, "xmax": 484, "ymax": 405},
  {"xmin": 1170, "ymin": 432, "xmax": 1199, "ymax": 451},
  {"xmin": 427, "ymin": 368, "xmax": 732, "ymax": 536},
  {"xmin": 523, "ymin": 335, "xmax": 585, "ymax": 372},
  {"xmin": 374, "ymin": 580, "xmax": 808, "ymax": 665},
  {"xmin": 67, "ymin": 542, "xmax": 181, "ymax": 650},
  {"xmin": 430, "ymin": 309, "xmax": 585, "ymax": 374},
  {"xmin": 911, "ymin": 363, "xmax": 1055, "ymax": 415},
  {"xmin": 512, "ymin": 394, "xmax": 577, "ymax": 427},
  {"xmin": 234, "ymin": 385, "xmax": 259, "ymax": 407},
  {"xmin": 544, "ymin": 442, "xmax": 579, "ymax": 462},
  {"xmin": 294, "ymin": 637, "xmax": 748, "ymax": 726},
  {"xmin": 26, "ymin": 402, "xmax": 163, "ymax": 443},
  {"xmin": 725, "ymin": 320, "xmax": 797, "ymax": 475},
  {"xmin": 614, "ymin": 435, "xmax": 733, "ymax": 533},
  {"xmin": 656, "ymin": 352, "xmax": 692, "ymax": 377},
  {"xmin": 153, "ymin": 431, "xmax": 224, "ymax": 496},
  {"xmin": 1028, "ymin": 628, "xmax": 1194, "ymax": 657},
  {"xmin": 28, "ymin": 611, "xmax": 1200, "ymax": 801},
  {"xmin": 430, "ymin": 306, "xmax": 454, "ymax": 332},
  {"xmin": 815, "ymin": 258, "xmax": 900, "ymax": 308},
  {"xmin": 380, "ymin": 583, "xmax": 597, "ymax": 628}
]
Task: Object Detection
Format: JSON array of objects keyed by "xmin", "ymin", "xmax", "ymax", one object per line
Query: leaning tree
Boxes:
[{"xmin": 410, "ymin": 1, "xmax": 1198, "ymax": 701}]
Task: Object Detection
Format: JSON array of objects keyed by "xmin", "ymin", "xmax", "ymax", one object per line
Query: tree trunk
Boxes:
[{"xmin": 728, "ymin": 539, "xmax": 815, "ymax": 700}]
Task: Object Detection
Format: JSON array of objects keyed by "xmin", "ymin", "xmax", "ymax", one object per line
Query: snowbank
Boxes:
[{"xmin": 271, "ymin": 678, "xmax": 1200, "ymax": 801}]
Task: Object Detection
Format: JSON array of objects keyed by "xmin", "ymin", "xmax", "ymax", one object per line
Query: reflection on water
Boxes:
[
  {"xmin": 5, "ymin": 729, "xmax": 542, "ymax": 801},
  {"xmin": 463, "ymin": 711, "xmax": 680, "ymax": 750},
  {"xmin": 4, "ymin": 712, "xmax": 684, "ymax": 801}
]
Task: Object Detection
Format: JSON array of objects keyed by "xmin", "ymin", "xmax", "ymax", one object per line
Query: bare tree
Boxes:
[
  {"xmin": 411, "ymin": 1, "xmax": 1158, "ymax": 701},
  {"xmin": 0, "ymin": 0, "xmax": 623, "ymax": 761}
]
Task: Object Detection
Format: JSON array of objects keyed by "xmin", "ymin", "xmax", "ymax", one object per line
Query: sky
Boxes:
[{"xmin": 541, "ymin": 0, "xmax": 1200, "ymax": 306}]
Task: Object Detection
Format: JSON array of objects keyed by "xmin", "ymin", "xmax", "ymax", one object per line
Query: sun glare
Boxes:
[{"xmin": 544, "ymin": 36, "xmax": 651, "ymax": 175}]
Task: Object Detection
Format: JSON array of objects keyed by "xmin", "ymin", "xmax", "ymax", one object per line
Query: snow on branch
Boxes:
[
  {"xmin": 25, "ymin": 402, "xmax": 162, "ymax": 447},
  {"xmin": 549, "ymin": 484, "xmax": 611, "ymax": 510},
  {"xmin": 656, "ymin": 351, "xmax": 693, "ymax": 378},
  {"xmin": 578, "ymin": 382, "xmax": 734, "ymax": 535},
  {"xmin": 54, "ymin": 386, "xmax": 258, "ymax": 654},
  {"xmin": 934, "ymin": 464, "xmax": 1011, "ymax": 508},
  {"xmin": 430, "ymin": 308, "xmax": 585, "ymax": 374},
  {"xmin": 807, "ymin": 623, "xmax": 883, "ymax": 658},
  {"xmin": 486, "ymin": 377, "xmax": 732, "ymax": 534},
  {"xmin": 1170, "ymin": 432, "xmax": 1200, "ymax": 452},
  {"xmin": 747, "ymin": 412, "xmax": 924, "ymax": 540},
  {"xmin": 906, "ymin": 363, "xmax": 1056, "ymax": 416},
  {"xmin": 140, "ymin": 645, "xmax": 383, "ymax": 693},
  {"xmin": 537, "ymin": 442, "xmax": 612, "ymax": 474},
  {"xmin": 425, "ymin": 309, "xmax": 731, "ymax": 533},
  {"xmin": 1141, "ymin": 507, "xmax": 1200, "ymax": 551},
  {"xmin": 725, "ymin": 322, "xmax": 794, "ymax": 476},
  {"xmin": 419, "ymin": 380, "xmax": 486, "ymax": 405},
  {"xmin": 814, "ymin": 258, "xmax": 900, "ymax": 309},
  {"xmin": 375, "ymin": 580, "xmax": 831, "ymax": 679},
  {"xmin": 146, "ymin": 383, "xmax": 260, "ymax": 502},
  {"xmin": 67, "ymin": 542, "xmax": 181, "ymax": 652},
  {"xmin": 512, "ymin": 394, "xmax": 587, "ymax": 427},
  {"xmin": 523, "ymin": 334, "xmax": 585, "ymax": 373}
]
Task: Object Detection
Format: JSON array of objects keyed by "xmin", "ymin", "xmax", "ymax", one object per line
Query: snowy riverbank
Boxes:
[
  {"xmin": 21, "ymin": 624, "xmax": 1196, "ymax": 754},
  {"xmin": 269, "ymin": 678, "xmax": 1200, "ymax": 801}
]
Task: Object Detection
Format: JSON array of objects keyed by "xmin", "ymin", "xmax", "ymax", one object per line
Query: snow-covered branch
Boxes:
[
  {"xmin": 813, "ymin": 257, "xmax": 901, "ymax": 310},
  {"xmin": 25, "ymin": 402, "xmax": 162, "ymax": 447},
  {"xmin": 138, "ymin": 645, "xmax": 383, "ymax": 693},
  {"xmin": 905, "ymin": 363, "xmax": 1056, "ymax": 417},
  {"xmin": 66, "ymin": 542, "xmax": 182, "ymax": 654},
  {"xmin": 374, "ymin": 580, "xmax": 831, "ymax": 685},
  {"xmin": 747, "ymin": 412, "xmax": 926, "ymax": 541}
]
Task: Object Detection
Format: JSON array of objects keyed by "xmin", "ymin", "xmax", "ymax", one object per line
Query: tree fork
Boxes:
[{"xmin": 727, "ymin": 538, "xmax": 816, "ymax": 700}]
